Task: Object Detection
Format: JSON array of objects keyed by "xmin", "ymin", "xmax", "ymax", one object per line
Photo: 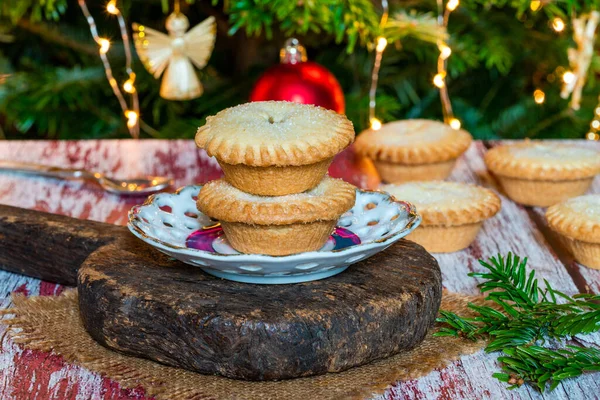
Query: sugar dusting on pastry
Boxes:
[
  {"xmin": 382, "ymin": 181, "xmax": 482, "ymax": 207},
  {"xmin": 510, "ymin": 143, "xmax": 598, "ymax": 164},
  {"xmin": 366, "ymin": 120, "xmax": 453, "ymax": 146},
  {"xmin": 379, "ymin": 181, "xmax": 501, "ymax": 226},
  {"xmin": 200, "ymin": 101, "xmax": 351, "ymax": 142},
  {"xmin": 563, "ymin": 194, "xmax": 600, "ymax": 223}
]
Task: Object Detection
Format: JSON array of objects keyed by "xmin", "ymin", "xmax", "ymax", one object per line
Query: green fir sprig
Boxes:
[{"xmin": 435, "ymin": 253, "xmax": 600, "ymax": 392}]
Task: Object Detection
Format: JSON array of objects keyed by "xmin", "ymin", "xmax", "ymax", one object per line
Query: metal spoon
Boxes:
[{"xmin": 0, "ymin": 160, "xmax": 173, "ymax": 196}]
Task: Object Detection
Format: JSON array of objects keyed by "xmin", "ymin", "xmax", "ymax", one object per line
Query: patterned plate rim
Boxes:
[{"xmin": 127, "ymin": 186, "xmax": 421, "ymax": 261}]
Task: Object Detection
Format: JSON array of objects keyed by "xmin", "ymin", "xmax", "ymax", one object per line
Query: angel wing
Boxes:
[
  {"xmin": 183, "ymin": 16, "xmax": 216, "ymax": 70},
  {"xmin": 133, "ymin": 23, "xmax": 173, "ymax": 78}
]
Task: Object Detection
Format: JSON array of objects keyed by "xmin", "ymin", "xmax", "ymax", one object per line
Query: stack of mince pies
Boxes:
[
  {"xmin": 195, "ymin": 101, "xmax": 357, "ymax": 256},
  {"xmin": 354, "ymin": 119, "xmax": 472, "ymax": 183}
]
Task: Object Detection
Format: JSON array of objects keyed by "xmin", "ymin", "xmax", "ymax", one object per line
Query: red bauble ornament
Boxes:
[{"xmin": 250, "ymin": 38, "xmax": 345, "ymax": 113}]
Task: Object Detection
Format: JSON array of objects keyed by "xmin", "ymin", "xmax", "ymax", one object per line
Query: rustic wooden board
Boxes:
[
  {"xmin": 78, "ymin": 239, "xmax": 441, "ymax": 380},
  {"xmin": 0, "ymin": 139, "xmax": 599, "ymax": 399}
]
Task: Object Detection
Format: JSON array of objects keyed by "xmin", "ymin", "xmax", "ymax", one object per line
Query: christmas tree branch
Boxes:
[
  {"xmin": 16, "ymin": 19, "xmax": 97, "ymax": 56},
  {"xmin": 435, "ymin": 253, "xmax": 600, "ymax": 391}
]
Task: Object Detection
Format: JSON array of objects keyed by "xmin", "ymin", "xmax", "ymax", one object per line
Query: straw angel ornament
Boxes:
[{"xmin": 133, "ymin": 4, "xmax": 216, "ymax": 101}]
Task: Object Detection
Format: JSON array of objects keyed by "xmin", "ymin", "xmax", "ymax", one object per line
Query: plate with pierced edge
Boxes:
[{"xmin": 127, "ymin": 185, "xmax": 421, "ymax": 284}]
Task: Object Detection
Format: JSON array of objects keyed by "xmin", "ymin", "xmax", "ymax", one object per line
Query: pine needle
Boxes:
[{"xmin": 435, "ymin": 252, "xmax": 600, "ymax": 392}]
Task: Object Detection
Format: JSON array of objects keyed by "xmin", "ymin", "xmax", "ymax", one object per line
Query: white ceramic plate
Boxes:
[{"xmin": 128, "ymin": 185, "xmax": 421, "ymax": 284}]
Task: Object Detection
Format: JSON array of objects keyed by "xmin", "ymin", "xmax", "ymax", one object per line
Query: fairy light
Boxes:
[
  {"xmin": 376, "ymin": 37, "xmax": 388, "ymax": 52},
  {"xmin": 438, "ymin": 43, "xmax": 452, "ymax": 59},
  {"xmin": 587, "ymin": 94, "xmax": 600, "ymax": 141},
  {"xmin": 446, "ymin": 0, "xmax": 459, "ymax": 12},
  {"xmin": 123, "ymin": 72, "xmax": 136, "ymax": 93},
  {"xmin": 78, "ymin": 0, "xmax": 139, "ymax": 138},
  {"xmin": 552, "ymin": 17, "xmax": 565, "ymax": 32},
  {"xmin": 368, "ymin": 0, "xmax": 389, "ymax": 130},
  {"xmin": 435, "ymin": 0, "xmax": 460, "ymax": 128},
  {"xmin": 97, "ymin": 38, "xmax": 110, "ymax": 54},
  {"xmin": 125, "ymin": 110, "xmax": 138, "ymax": 128},
  {"xmin": 449, "ymin": 118, "xmax": 461, "ymax": 130},
  {"xmin": 562, "ymin": 71, "xmax": 575, "ymax": 84},
  {"xmin": 433, "ymin": 73, "xmax": 446, "ymax": 88},
  {"xmin": 106, "ymin": 0, "xmax": 118, "ymax": 15},
  {"xmin": 370, "ymin": 118, "xmax": 382, "ymax": 131},
  {"xmin": 533, "ymin": 89, "xmax": 545, "ymax": 104},
  {"xmin": 530, "ymin": 0, "xmax": 541, "ymax": 11}
]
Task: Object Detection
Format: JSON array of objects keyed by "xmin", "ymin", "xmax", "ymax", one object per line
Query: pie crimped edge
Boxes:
[
  {"xmin": 197, "ymin": 176, "xmax": 357, "ymax": 225},
  {"xmin": 195, "ymin": 101, "xmax": 355, "ymax": 167},
  {"xmin": 546, "ymin": 195, "xmax": 600, "ymax": 244},
  {"xmin": 354, "ymin": 119, "xmax": 472, "ymax": 164},
  {"xmin": 381, "ymin": 181, "xmax": 501, "ymax": 226},
  {"xmin": 484, "ymin": 142, "xmax": 600, "ymax": 181}
]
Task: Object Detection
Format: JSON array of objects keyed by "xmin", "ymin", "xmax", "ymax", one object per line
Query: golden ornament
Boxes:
[{"xmin": 133, "ymin": 12, "xmax": 216, "ymax": 101}]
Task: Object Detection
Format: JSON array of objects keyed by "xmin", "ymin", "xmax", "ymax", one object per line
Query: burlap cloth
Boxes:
[{"xmin": 1, "ymin": 290, "xmax": 486, "ymax": 400}]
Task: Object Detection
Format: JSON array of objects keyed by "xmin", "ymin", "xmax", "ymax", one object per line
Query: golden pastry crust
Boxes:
[
  {"xmin": 381, "ymin": 181, "xmax": 501, "ymax": 226},
  {"xmin": 197, "ymin": 176, "xmax": 356, "ymax": 225},
  {"xmin": 546, "ymin": 195, "xmax": 600, "ymax": 244},
  {"xmin": 485, "ymin": 142, "xmax": 600, "ymax": 180},
  {"xmin": 354, "ymin": 119, "xmax": 472, "ymax": 164},
  {"xmin": 195, "ymin": 101, "xmax": 355, "ymax": 167}
]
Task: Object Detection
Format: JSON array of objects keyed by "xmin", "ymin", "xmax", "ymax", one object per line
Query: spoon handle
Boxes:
[{"xmin": 0, "ymin": 160, "xmax": 96, "ymax": 181}]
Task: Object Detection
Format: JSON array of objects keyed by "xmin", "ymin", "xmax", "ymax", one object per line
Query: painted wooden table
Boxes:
[{"xmin": 0, "ymin": 139, "xmax": 599, "ymax": 399}]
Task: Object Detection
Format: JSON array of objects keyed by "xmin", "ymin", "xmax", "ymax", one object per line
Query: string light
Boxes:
[
  {"xmin": 376, "ymin": 37, "xmax": 388, "ymax": 52},
  {"xmin": 533, "ymin": 89, "xmax": 545, "ymax": 104},
  {"xmin": 587, "ymin": 94, "xmax": 600, "ymax": 141},
  {"xmin": 106, "ymin": 0, "xmax": 118, "ymax": 15},
  {"xmin": 370, "ymin": 118, "xmax": 382, "ymax": 131},
  {"xmin": 438, "ymin": 43, "xmax": 452, "ymax": 59},
  {"xmin": 552, "ymin": 17, "xmax": 565, "ymax": 32},
  {"xmin": 123, "ymin": 73, "xmax": 136, "ymax": 93},
  {"xmin": 77, "ymin": 0, "xmax": 139, "ymax": 138},
  {"xmin": 125, "ymin": 110, "xmax": 139, "ymax": 128},
  {"xmin": 562, "ymin": 71, "xmax": 575, "ymax": 84},
  {"xmin": 368, "ymin": 0, "xmax": 389, "ymax": 130},
  {"xmin": 435, "ymin": 0, "xmax": 460, "ymax": 129},
  {"xmin": 530, "ymin": 0, "xmax": 541, "ymax": 11},
  {"xmin": 449, "ymin": 118, "xmax": 461, "ymax": 130},
  {"xmin": 97, "ymin": 38, "xmax": 110, "ymax": 54},
  {"xmin": 446, "ymin": 0, "xmax": 459, "ymax": 12},
  {"xmin": 433, "ymin": 73, "xmax": 446, "ymax": 88}
]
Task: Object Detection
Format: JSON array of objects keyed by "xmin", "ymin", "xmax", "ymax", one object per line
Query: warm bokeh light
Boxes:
[
  {"xmin": 106, "ymin": 0, "xmax": 118, "ymax": 15},
  {"xmin": 123, "ymin": 80, "xmax": 135, "ymax": 93},
  {"xmin": 123, "ymin": 73, "xmax": 136, "ymax": 93},
  {"xmin": 552, "ymin": 17, "xmax": 565, "ymax": 32},
  {"xmin": 449, "ymin": 118, "xmax": 461, "ymax": 130},
  {"xmin": 370, "ymin": 118, "xmax": 382, "ymax": 131},
  {"xmin": 592, "ymin": 120, "xmax": 600, "ymax": 129},
  {"xmin": 376, "ymin": 37, "xmax": 388, "ymax": 52},
  {"xmin": 433, "ymin": 73, "xmax": 446, "ymax": 88},
  {"xmin": 447, "ymin": 0, "xmax": 459, "ymax": 12},
  {"xmin": 439, "ymin": 44, "xmax": 452, "ymax": 60},
  {"xmin": 125, "ymin": 110, "xmax": 138, "ymax": 128},
  {"xmin": 562, "ymin": 71, "xmax": 575, "ymax": 84},
  {"xmin": 586, "ymin": 132, "xmax": 599, "ymax": 140},
  {"xmin": 530, "ymin": 0, "xmax": 541, "ymax": 11},
  {"xmin": 98, "ymin": 38, "xmax": 110, "ymax": 54},
  {"xmin": 533, "ymin": 89, "xmax": 545, "ymax": 104}
]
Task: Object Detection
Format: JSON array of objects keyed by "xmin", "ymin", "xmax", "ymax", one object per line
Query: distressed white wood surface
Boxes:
[{"xmin": 0, "ymin": 139, "xmax": 599, "ymax": 400}]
